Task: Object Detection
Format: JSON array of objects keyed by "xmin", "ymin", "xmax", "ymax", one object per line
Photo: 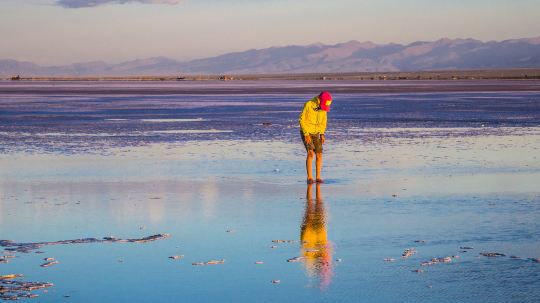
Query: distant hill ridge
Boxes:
[{"xmin": 2, "ymin": 36, "xmax": 540, "ymax": 76}]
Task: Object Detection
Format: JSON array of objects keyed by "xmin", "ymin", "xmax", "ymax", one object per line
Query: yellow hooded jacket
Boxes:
[{"xmin": 299, "ymin": 97, "xmax": 327, "ymax": 136}]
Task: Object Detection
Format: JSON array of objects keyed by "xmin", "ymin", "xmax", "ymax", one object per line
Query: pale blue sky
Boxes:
[{"xmin": 1, "ymin": 0, "xmax": 539, "ymax": 65}]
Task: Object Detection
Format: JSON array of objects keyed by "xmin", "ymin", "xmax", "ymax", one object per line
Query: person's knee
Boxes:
[
  {"xmin": 307, "ymin": 150, "xmax": 315, "ymax": 158},
  {"xmin": 316, "ymin": 152, "xmax": 323, "ymax": 159}
]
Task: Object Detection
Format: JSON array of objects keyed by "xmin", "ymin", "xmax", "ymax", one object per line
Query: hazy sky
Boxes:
[{"xmin": 1, "ymin": 0, "xmax": 539, "ymax": 65}]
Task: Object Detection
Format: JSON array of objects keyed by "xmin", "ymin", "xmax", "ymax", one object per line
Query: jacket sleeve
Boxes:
[
  {"xmin": 320, "ymin": 112, "xmax": 327, "ymax": 135},
  {"xmin": 299, "ymin": 102, "xmax": 309, "ymax": 135}
]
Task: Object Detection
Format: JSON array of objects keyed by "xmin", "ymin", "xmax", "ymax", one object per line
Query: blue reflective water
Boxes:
[
  {"xmin": 1, "ymin": 81, "xmax": 539, "ymax": 154},
  {"xmin": 1, "ymin": 81, "xmax": 539, "ymax": 302}
]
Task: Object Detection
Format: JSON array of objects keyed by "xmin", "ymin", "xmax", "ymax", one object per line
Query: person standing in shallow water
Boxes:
[{"xmin": 299, "ymin": 91, "xmax": 332, "ymax": 184}]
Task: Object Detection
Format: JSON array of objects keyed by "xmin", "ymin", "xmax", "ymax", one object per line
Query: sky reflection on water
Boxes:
[
  {"xmin": 1, "ymin": 132, "xmax": 539, "ymax": 302},
  {"xmin": 1, "ymin": 83, "xmax": 539, "ymax": 302}
]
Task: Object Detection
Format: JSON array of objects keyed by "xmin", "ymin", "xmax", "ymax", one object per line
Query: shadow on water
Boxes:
[{"xmin": 301, "ymin": 183, "xmax": 333, "ymax": 289}]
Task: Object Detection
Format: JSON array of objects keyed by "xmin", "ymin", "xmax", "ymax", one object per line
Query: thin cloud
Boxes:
[{"xmin": 56, "ymin": 0, "xmax": 183, "ymax": 8}]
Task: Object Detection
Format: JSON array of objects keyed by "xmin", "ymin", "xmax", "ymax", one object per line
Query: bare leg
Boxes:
[
  {"xmin": 315, "ymin": 152, "xmax": 323, "ymax": 180},
  {"xmin": 306, "ymin": 182, "xmax": 313, "ymax": 201},
  {"xmin": 306, "ymin": 150, "xmax": 315, "ymax": 180},
  {"xmin": 315, "ymin": 182, "xmax": 322, "ymax": 200}
]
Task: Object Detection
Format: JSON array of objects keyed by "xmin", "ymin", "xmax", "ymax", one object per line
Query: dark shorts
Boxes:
[{"xmin": 301, "ymin": 131, "xmax": 323, "ymax": 153}]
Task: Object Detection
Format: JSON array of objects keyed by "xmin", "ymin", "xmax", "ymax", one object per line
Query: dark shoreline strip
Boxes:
[{"xmin": 1, "ymin": 81, "xmax": 540, "ymax": 95}]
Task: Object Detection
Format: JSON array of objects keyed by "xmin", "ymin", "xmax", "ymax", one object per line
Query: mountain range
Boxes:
[{"xmin": 2, "ymin": 36, "xmax": 540, "ymax": 76}]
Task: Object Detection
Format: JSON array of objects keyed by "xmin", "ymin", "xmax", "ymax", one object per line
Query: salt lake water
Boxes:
[{"xmin": 1, "ymin": 81, "xmax": 539, "ymax": 302}]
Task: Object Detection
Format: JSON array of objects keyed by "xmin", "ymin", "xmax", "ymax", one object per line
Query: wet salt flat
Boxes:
[{"xmin": 1, "ymin": 81, "xmax": 539, "ymax": 302}]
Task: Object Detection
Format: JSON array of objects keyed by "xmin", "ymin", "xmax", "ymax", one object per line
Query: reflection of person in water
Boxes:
[{"xmin": 300, "ymin": 183, "xmax": 333, "ymax": 288}]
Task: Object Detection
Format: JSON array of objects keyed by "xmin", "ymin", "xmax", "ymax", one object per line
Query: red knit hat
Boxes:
[{"xmin": 319, "ymin": 91, "xmax": 332, "ymax": 112}]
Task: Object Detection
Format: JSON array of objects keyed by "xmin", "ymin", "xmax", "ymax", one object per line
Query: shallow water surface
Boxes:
[{"xmin": 1, "ymin": 81, "xmax": 539, "ymax": 302}]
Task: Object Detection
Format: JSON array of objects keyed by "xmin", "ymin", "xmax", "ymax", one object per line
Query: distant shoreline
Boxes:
[
  {"xmin": 3, "ymin": 68, "xmax": 540, "ymax": 82},
  {"xmin": 1, "ymin": 78, "xmax": 540, "ymax": 95}
]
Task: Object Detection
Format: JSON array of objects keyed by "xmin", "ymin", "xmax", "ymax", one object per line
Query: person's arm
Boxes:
[
  {"xmin": 299, "ymin": 103, "xmax": 312, "ymax": 143},
  {"xmin": 299, "ymin": 103, "xmax": 309, "ymax": 135},
  {"xmin": 320, "ymin": 113, "xmax": 327, "ymax": 144}
]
